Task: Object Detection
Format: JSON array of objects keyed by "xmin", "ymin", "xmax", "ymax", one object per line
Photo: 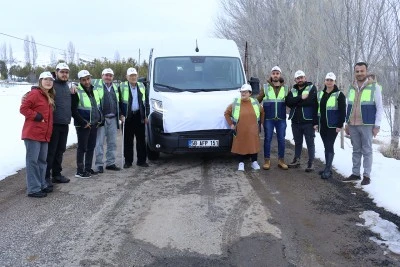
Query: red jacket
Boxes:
[{"xmin": 20, "ymin": 87, "xmax": 54, "ymax": 142}]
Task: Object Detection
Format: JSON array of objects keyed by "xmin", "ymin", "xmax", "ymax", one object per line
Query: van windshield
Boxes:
[{"xmin": 153, "ymin": 56, "xmax": 245, "ymax": 92}]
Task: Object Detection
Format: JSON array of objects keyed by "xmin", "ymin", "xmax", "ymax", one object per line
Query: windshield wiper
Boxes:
[{"xmin": 154, "ymin": 83, "xmax": 183, "ymax": 92}]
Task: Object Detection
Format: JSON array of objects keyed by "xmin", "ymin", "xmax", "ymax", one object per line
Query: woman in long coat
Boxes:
[{"xmin": 224, "ymin": 84, "xmax": 265, "ymax": 171}]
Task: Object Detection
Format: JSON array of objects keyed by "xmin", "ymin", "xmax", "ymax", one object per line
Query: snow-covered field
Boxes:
[
  {"xmin": 0, "ymin": 84, "xmax": 77, "ymax": 180},
  {"xmin": 0, "ymin": 83, "xmax": 399, "ymax": 254}
]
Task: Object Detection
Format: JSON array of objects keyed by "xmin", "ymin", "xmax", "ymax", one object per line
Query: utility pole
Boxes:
[{"xmin": 138, "ymin": 48, "xmax": 141, "ymax": 76}]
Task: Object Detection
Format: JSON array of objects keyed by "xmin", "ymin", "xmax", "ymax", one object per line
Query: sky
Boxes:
[
  {"xmin": 1, "ymin": 0, "xmax": 220, "ymax": 65},
  {"xmin": 1, "ymin": 84, "xmax": 399, "ymax": 254}
]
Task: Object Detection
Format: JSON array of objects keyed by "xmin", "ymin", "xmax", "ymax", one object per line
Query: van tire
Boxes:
[{"xmin": 147, "ymin": 143, "xmax": 160, "ymax": 160}]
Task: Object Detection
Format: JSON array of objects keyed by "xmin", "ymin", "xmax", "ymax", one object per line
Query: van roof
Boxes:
[{"xmin": 151, "ymin": 38, "xmax": 241, "ymax": 58}]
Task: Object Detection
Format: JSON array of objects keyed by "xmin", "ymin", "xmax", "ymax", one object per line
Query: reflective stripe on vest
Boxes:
[
  {"xmin": 77, "ymin": 84, "xmax": 101, "ymax": 122},
  {"xmin": 288, "ymin": 85, "xmax": 313, "ymax": 120},
  {"xmin": 346, "ymin": 83, "xmax": 377, "ymax": 125},
  {"xmin": 93, "ymin": 79, "xmax": 120, "ymax": 117},
  {"xmin": 119, "ymin": 81, "xmax": 146, "ymax": 117},
  {"xmin": 262, "ymin": 84, "xmax": 287, "ymax": 120},
  {"xmin": 232, "ymin": 97, "xmax": 260, "ymax": 124},
  {"xmin": 317, "ymin": 91, "xmax": 340, "ymax": 128}
]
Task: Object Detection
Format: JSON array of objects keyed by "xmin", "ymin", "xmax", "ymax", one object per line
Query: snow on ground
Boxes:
[
  {"xmin": 0, "ymin": 84, "xmax": 77, "ymax": 180},
  {"xmin": 0, "ymin": 84, "xmax": 399, "ymax": 254}
]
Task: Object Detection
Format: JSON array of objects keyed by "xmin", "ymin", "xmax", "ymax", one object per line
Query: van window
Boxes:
[{"xmin": 153, "ymin": 56, "xmax": 245, "ymax": 92}]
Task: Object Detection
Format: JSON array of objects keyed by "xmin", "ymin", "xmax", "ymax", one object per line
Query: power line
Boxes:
[{"xmin": 0, "ymin": 32, "xmax": 101, "ymax": 60}]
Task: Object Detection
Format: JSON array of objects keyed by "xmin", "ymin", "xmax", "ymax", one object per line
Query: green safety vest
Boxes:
[
  {"xmin": 262, "ymin": 84, "xmax": 287, "ymax": 120},
  {"xmin": 317, "ymin": 90, "xmax": 340, "ymax": 128},
  {"xmin": 119, "ymin": 81, "xmax": 146, "ymax": 113},
  {"xmin": 346, "ymin": 82, "xmax": 379, "ymax": 125},
  {"xmin": 288, "ymin": 85, "xmax": 314, "ymax": 120},
  {"xmin": 231, "ymin": 97, "xmax": 260, "ymax": 124}
]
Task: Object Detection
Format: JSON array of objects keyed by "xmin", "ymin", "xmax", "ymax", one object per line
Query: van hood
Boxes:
[{"xmin": 159, "ymin": 90, "xmax": 239, "ymax": 133}]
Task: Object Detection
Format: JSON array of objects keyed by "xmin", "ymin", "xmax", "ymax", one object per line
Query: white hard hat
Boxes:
[
  {"xmin": 240, "ymin": 84, "xmax": 252, "ymax": 92},
  {"xmin": 78, "ymin": 70, "xmax": 91, "ymax": 79},
  {"xmin": 102, "ymin": 68, "xmax": 114, "ymax": 75},
  {"xmin": 325, "ymin": 72, "xmax": 336, "ymax": 81},
  {"xmin": 39, "ymin": 71, "xmax": 54, "ymax": 80},
  {"xmin": 294, "ymin": 70, "xmax": 305, "ymax": 78},
  {"xmin": 126, "ymin": 67, "xmax": 138, "ymax": 75},
  {"xmin": 271, "ymin": 66, "xmax": 281, "ymax": 73},
  {"xmin": 56, "ymin": 62, "xmax": 69, "ymax": 70}
]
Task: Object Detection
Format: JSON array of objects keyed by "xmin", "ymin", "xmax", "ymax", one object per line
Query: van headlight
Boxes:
[{"xmin": 151, "ymin": 99, "xmax": 166, "ymax": 114}]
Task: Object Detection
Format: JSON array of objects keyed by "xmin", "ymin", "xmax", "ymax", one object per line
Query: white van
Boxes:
[{"xmin": 146, "ymin": 38, "xmax": 247, "ymax": 159}]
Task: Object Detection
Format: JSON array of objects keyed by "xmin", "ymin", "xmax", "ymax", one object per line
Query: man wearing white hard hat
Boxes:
[
  {"xmin": 45, "ymin": 62, "xmax": 72, "ymax": 186},
  {"xmin": 256, "ymin": 66, "xmax": 288, "ymax": 170},
  {"xmin": 94, "ymin": 68, "xmax": 121, "ymax": 172},
  {"xmin": 71, "ymin": 70, "xmax": 103, "ymax": 178},
  {"xmin": 315, "ymin": 72, "xmax": 346, "ymax": 179},
  {"xmin": 285, "ymin": 70, "xmax": 318, "ymax": 172},
  {"xmin": 224, "ymin": 84, "xmax": 265, "ymax": 171},
  {"xmin": 119, "ymin": 67, "xmax": 150, "ymax": 168}
]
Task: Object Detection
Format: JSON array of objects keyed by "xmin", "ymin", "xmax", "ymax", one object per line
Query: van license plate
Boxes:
[{"xmin": 188, "ymin": 140, "xmax": 219, "ymax": 148}]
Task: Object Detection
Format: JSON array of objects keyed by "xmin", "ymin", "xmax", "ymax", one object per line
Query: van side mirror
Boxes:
[
  {"xmin": 138, "ymin": 77, "xmax": 149, "ymax": 89},
  {"xmin": 249, "ymin": 77, "xmax": 260, "ymax": 95}
]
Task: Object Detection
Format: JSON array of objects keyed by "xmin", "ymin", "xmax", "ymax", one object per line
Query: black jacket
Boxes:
[
  {"xmin": 53, "ymin": 79, "xmax": 72, "ymax": 125},
  {"xmin": 118, "ymin": 83, "xmax": 150, "ymax": 124},
  {"xmin": 319, "ymin": 85, "xmax": 346, "ymax": 130},
  {"xmin": 71, "ymin": 84, "xmax": 102, "ymax": 127},
  {"xmin": 285, "ymin": 81, "xmax": 318, "ymax": 125}
]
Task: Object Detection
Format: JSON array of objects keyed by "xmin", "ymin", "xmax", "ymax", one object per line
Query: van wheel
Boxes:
[{"xmin": 147, "ymin": 143, "xmax": 160, "ymax": 160}]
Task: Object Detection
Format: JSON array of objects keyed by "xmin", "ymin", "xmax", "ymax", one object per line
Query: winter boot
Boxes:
[
  {"xmin": 321, "ymin": 152, "xmax": 334, "ymax": 179},
  {"xmin": 263, "ymin": 158, "xmax": 271, "ymax": 170},
  {"xmin": 278, "ymin": 158, "xmax": 288, "ymax": 170},
  {"xmin": 288, "ymin": 158, "xmax": 300, "ymax": 168},
  {"xmin": 318, "ymin": 152, "xmax": 328, "ymax": 175},
  {"xmin": 305, "ymin": 161, "xmax": 314, "ymax": 172}
]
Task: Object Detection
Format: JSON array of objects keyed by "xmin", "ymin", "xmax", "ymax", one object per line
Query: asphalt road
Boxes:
[{"xmin": 0, "ymin": 134, "xmax": 399, "ymax": 267}]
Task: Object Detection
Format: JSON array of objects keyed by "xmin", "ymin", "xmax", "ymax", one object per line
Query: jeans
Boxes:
[
  {"xmin": 25, "ymin": 140, "xmax": 48, "ymax": 194},
  {"xmin": 291, "ymin": 123, "xmax": 315, "ymax": 164},
  {"xmin": 349, "ymin": 125, "xmax": 373, "ymax": 177},
  {"xmin": 320, "ymin": 127, "xmax": 338, "ymax": 154},
  {"xmin": 95, "ymin": 117, "xmax": 118, "ymax": 167},
  {"xmin": 46, "ymin": 124, "xmax": 69, "ymax": 178},
  {"xmin": 263, "ymin": 119, "xmax": 286, "ymax": 159},
  {"xmin": 76, "ymin": 126, "xmax": 98, "ymax": 172}
]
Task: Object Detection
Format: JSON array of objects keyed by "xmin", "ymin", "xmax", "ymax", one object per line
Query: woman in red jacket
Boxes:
[{"xmin": 20, "ymin": 72, "xmax": 55, "ymax": 198}]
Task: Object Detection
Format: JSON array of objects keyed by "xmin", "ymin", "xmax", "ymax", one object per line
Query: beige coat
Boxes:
[{"xmin": 224, "ymin": 98, "xmax": 264, "ymax": 155}]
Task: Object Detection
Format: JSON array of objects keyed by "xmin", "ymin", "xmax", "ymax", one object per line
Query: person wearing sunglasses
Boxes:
[{"xmin": 315, "ymin": 72, "xmax": 346, "ymax": 179}]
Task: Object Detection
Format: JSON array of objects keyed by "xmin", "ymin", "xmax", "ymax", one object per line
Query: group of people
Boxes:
[
  {"xmin": 20, "ymin": 63, "xmax": 150, "ymax": 198},
  {"xmin": 225, "ymin": 62, "xmax": 383, "ymax": 186}
]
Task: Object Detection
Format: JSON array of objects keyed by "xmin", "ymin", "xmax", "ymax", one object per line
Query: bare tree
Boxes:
[
  {"xmin": 30, "ymin": 36, "xmax": 38, "ymax": 67},
  {"xmin": 50, "ymin": 51, "xmax": 57, "ymax": 67},
  {"xmin": 24, "ymin": 35, "xmax": 31, "ymax": 65},
  {"xmin": 8, "ymin": 44, "xmax": 16, "ymax": 65},
  {"xmin": 67, "ymin": 41, "xmax": 75, "ymax": 64},
  {"xmin": 0, "ymin": 42, "xmax": 6, "ymax": 62},
  {"xmin": 379, "ymin": 0, "xmax": 400, "ymax": 150}
]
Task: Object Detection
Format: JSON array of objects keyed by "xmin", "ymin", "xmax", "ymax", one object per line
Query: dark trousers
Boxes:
[
  {"xmin": 320, "ymin": 127, "xmax": 338, "ymax": 153},
  {"xmin": 291, "ymin": 123, "xmax": 315, "ymax": 164},
  {"xmin": 237, "ymin": 153, "xmax": 257, "ymax": 162},
  {"xmin": 76, "ymin": 126, "xmax": 98, "ymax": 172},
  {"xmin": 46, "ymin": 124, "xmax": 69, "ymax": 178},
  {"xmin": 123, "ymin": 112, "xmax": 146, "ymax": 165}
]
